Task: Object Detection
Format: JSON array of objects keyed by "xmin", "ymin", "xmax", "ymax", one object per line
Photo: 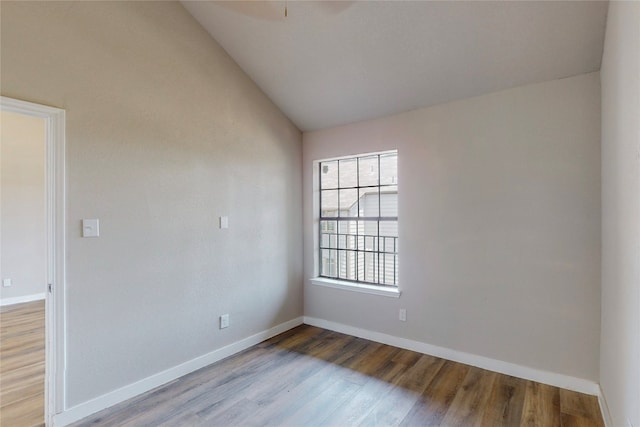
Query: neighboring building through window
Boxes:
[{"xmin": 318, "ymin": 151, "xmax": 398, "ymax": 287}]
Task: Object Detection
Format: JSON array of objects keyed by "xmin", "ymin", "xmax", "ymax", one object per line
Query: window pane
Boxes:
[
  {"xmin": 339, "ymin": 189, "xmax": 358, "ymax": 217},
  {"xmin": 357, "ymin": 252, "xmax": 364, "ymax": 282},
  {"xmin": 358, "ymin": 188, "xmax": 379, "ymax": 217},
  {"xmin": 359, "ymin": 155, "xmax": 379, "ymax": 187},
  {"xmin": 320, "ymin": 161, "xmax": 338, "ymax": 189},
  {"xmin": 358, "ymin": 234, "xmax": 377, "ymax": 251},
  {"xmin": 380, "ymin": 153, "xmax": 398, "ymax": 185},
  {"xmin": 339, "ymin": 158, "xmax": 358, "ymax": 188},
  {"xmin": 363, "ymin": 252, "xmax": 378, "ymax": 283},
  {"xmin": 380, "ymin": 185, "xmax": 398, "ymax": 217},
  {"xmin": 346, "ymin": 234, "xmax": 357, "ymax": 250},
  {"xmin": 338, "ymin": 234, "xmax": 347, "ymax": 250},
  {"xmin": 380, "ymin": 220, "xmax": 398, "ymax": 237},
  {"xmin": 321, "ymin": 249, "xmax": 337, "ymax": 277},
  {"xmin": 338, "ymin": 220, "xmax": 356, "ymax": 235},
  {"xmin": 358, "ymin": 221, "xmax": 378, "ymax": 251},
  {"xmin": 321, "ymin": 220, "xmax": 337, "ymax": 234},
  {"xmin": 382, "ymin": 253, "xmax": 397, "ymax": 285},
  {"xmin": 320, "ymin": 231, "xmax": 338, "ymax": 249},
  {"xmin": 381, "ymin": 235, "xmax": 397, "ymax": 253},
  {"xmin": 321, "ymin": 190, "xmax": 338, "ymax": 217},
  {"xmin": 349, "ymin": 250, "xmax": 358, "ymax": 280},
  {"xmin": 338, "ymin": 250, "xmax": 357, "ymax": 280}
]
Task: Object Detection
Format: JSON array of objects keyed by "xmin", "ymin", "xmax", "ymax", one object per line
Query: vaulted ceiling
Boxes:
[{"xmin": 182, "ymin": 1, "xmax": 608, "ymax": 131}]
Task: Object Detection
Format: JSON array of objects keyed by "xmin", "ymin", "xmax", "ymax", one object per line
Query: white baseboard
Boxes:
[
  {"xmin": 0, "ymin": 292, "xmax": 46, "ymax": 307},
  {"xmin": 53, "ymin": 316, "xmax": 304, "ymax": 427},
  {"xmin": 598, "ymin": 385, "xmax": 614, "ymax": 427},
  {"xmin": 303, "ymin": 316, "xmax": 600, "ymax": 396},
  {"xmin": 53, "ymin": 314, "xmax": 602, "ymax": 426}
]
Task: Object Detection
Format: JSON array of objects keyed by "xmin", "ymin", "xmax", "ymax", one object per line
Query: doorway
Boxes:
[{"xmin": 0, "ymin": 97, "xmax": 65, "ymax": 426}]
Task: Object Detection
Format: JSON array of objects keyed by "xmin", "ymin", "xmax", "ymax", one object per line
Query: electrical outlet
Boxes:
[
  {"xmin": 220, "ymin": 314, "xmax": 230, "ymax": 329},
  {"xmin": 399, "ymin": 308, "xmax": 407, "ymax": 322},
  {"xmin": 2, "ymin": 278, "xmax": 12, "ymax": 287},
  {"xmin": 219, "ymin": 216, "xmax": 229, "ymax": 229}
]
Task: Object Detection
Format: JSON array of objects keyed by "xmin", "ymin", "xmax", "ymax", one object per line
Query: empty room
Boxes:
[{"xmin": 0, "ymin": 1, "xmax": 638, "ymax": 426}]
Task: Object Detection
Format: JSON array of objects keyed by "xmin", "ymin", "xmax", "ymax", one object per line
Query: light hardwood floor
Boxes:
[
  {"xmin": 73, "ymin": 325, "xmax": 604, "ymax": 427},
  {"xmin": 0, "ymin": 300, "xmax": 45, "ymax": 427}
]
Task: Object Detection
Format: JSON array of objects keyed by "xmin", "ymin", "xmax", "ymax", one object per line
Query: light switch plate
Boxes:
[{"xmin": 82, "ymin": 219, "xmax": 100, "ymax": 237}]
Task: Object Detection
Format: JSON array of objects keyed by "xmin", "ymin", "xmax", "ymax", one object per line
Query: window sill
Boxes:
[{"xmin": 310, "ymin": 277, "xmax": 401, "ymax": 298}]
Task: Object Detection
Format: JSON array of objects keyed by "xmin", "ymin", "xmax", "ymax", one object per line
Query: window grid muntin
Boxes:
[{"xmin": 318, "ymin": 152, "xmax": 397, "ymax": 287}]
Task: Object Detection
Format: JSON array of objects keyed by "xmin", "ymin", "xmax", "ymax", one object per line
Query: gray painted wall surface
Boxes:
[
  {"xmin": 303, "ymin": 72, "xmax": 601, "ymax": 382},
  {"xmin": 600, "ymin": 1, "xmax": 640, "ymax": 426},
  {"xmin": 1, "ymin": 1, "xmax": 303, "ymax": 407}
]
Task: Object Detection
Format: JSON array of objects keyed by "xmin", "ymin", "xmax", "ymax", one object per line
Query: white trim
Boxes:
[
  {"xmin": 311, "ymin": 277, "xmax": 401, "ymax": 298},
  {"xmin": 53, "ymin": 316, "xmax": 304, "ymax": 427},
  {"xmin": 0, "ymin": 293, "xmax": 46, "ymax": 306},
  {"xmin": 303, "ymin": 316, "xmax": 600, "ymax": 396},
  {"xmin": 597, "ymin": 385, "xmax": 614, "ymax": 427},
  {"xmin": 1, "ymin": 96, "xmax": 66, "ymax": 426}
]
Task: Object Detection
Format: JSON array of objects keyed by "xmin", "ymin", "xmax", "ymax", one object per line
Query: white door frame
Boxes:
[{"xmin": 1, "ymin": 96, "xmax": 66, "ymax": 425}]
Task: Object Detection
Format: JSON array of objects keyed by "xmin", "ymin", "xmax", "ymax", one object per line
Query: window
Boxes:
[{"xmin": 318, "ymin": 151, "xmax": 398, "ymax": 288}]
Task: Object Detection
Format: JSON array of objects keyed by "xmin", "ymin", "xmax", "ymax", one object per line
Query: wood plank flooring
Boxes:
[
  {"xmin": 73, "ymin": 325, "xmax": 604, "ymax": 427},
  {"xmin": 0, "ymin": 300, "xmax": 45, "ymax": 427}
]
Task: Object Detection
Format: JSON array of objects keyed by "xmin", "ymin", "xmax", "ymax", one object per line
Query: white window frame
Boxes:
[{"xmin": 312, "ymin": 150, "xmax": 400, "ymax": 298}]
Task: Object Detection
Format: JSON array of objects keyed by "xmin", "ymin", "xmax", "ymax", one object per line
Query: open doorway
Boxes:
[
  {"xmin": 0, "ymin": 97, "xmax": 65, "ymax": 426},
  {"xmin": 0, "ymin": 110, "xmax": 47, "ymax": 425}
]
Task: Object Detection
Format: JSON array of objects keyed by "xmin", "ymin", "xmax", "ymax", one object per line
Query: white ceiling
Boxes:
[{"xmin": 182, "ymin": 1, "xmax": 608, "ymax": 132}]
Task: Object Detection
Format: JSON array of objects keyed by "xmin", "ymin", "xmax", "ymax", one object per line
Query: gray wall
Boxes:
[
  {"xmin": 1, "ymin": 1, "xmax": 303, "ymax": 407},
  {"xmin": 600, "ymin": 1, "xmax": 640, "ymax": 426},
  {"xmin": 303, "ymin": 72, "xmax": 601, "ymax": 382},
  {"xmin": 0, "ymin": 111, "xmax": 46, "ymax": 302}
]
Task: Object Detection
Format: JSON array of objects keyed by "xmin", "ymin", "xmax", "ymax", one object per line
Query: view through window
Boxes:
[{"xmin": 318, "ymin": 151, "xmax": 398, "ymax": 286}]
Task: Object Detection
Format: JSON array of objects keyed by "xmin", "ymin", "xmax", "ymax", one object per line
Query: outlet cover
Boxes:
[
  {"xmin": 399, "ymin": 309, "xmax": 407, "ymax": 322},
  {"xmin": 219, "ymin": 216, "xmax": 229, "ymax": 229},
  {"xmin": 2, "ymin": 278, "xmax": 12, "ymax": 287}
]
